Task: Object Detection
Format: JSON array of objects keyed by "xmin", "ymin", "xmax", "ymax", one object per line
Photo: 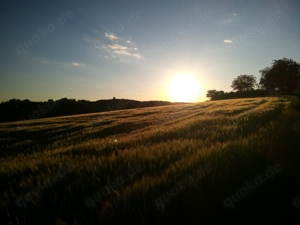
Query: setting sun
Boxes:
[{"xmin": 168, "ymin": 74, "xmax": 201, "ymax": 102}]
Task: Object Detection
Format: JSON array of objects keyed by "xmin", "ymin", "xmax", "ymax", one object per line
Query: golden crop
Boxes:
[{"xmin": 0, "ymin": 97, "xmax": 299, "ymax": 224}]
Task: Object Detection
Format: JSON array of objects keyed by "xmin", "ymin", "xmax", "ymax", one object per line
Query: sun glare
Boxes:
[{"xmin": 168, "ymin": 74, "xmax": 201, "ymax": 102}]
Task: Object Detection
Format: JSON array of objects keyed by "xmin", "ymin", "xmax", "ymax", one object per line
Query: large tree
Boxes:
[
  {"xmin": 231, "ymin": 75, "xmax": 257, "ymax": 92},
  {"xmin": 259, "ymin": 58, "xmax": 300, "ymax": 93}
]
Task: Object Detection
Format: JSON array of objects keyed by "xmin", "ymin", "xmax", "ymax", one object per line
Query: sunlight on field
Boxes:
[{"xmin": 0, "ymin": 97, "xmax": 299, "ymax": 224}]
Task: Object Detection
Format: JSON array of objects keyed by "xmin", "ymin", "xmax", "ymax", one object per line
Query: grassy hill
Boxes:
[{"xmin": 1, "ymin": 97, "xmax": 300, "ymax": 224}]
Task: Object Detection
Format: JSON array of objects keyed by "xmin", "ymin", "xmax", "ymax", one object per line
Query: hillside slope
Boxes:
[{"xmin": 1, "ymin": 97, "xmax": 300, "ymax": 224}]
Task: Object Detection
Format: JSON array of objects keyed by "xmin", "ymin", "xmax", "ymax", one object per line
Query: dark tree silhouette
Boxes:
[
  {"xmin": 206, "ymin": 89, "xmax": 268, "ymax": 100},
  {"xmin": 206, "ymin": 90, "xmax": 225, "ymax": 100},
  {"xmin": 231, "ymin": 75, "xmax": 257, "ymax": 92},
  {"xmin": 259, "ymin": 58, "xmax": 300, "ymax": 93},
  {"xmin": 0, "ymin": 98, "xmax": 173, "ymax": 122},
  {"xmin": 206, "ymin": 89, "xmax": 218, "ymax": 99}
]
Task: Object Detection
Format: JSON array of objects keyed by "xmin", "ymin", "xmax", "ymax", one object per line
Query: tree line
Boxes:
[
  {"xmin": 0, "ymin": 98, "xmax": 173, "ymax": 123},
  {"xmin": 206, "ymin": 58, "xmax": 300, "ymax": 100}
]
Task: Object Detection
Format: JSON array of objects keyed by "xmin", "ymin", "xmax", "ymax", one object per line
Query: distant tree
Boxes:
[
  {"xmin": 231, "ymin": 75, "xmax": 257, "ymax": 92},
  {"xmin": 206, "ymin": 90, "xmax": 225, "ymax": 100},
  {"xmin": 259, "ymin": 58, "xmax": 300, "ymax": 93},
  {"xmin": 206, "ymin": 89, "xmax": 218, "ymax": 99},
  {"xmin": 8, "ymin": 99, "xmax": 21, "ymax": 104}
]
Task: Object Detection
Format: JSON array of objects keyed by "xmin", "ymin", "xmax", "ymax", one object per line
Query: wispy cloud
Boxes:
[
  {"xmin": 108, "ymin": 43, "xmax": 127, "ymax": 51},
  {"xmin": 84, "ymin": 32, "xmax": 142, "ymax": 60},
  {"xmin": 71, "ymin": 62, "xmax": 85, "ymax": 67},
  {"xmin": 114, "ymin": 51, "xmax": 141, "ymax": 59},
  {"xmin": 224, "ymin": 39, "xmax": 232, "ymax": 44},
  {"xmin": 105, "ymin": 33, "xmax": 118, "ymax": 41},
  {"xmin": 108, "ymin": 43, "xmax": 141, "ymax": 59},
  {"xmin": 103, "ymin": 33, "xmax": 141, "ymax": 59}
]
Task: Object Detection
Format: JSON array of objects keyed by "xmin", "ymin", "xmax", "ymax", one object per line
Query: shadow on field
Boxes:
[
  {"xmin": 84, "ymin": 121, "xmax": 150, "ymax": 139},
  {"xmin": 174, "ymin": 171, "xmax": 300, "ymax": 225}
]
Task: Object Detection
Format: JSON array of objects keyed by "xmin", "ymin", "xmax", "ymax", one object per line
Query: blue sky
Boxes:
[{"xmin": 1, "ymin": 0, "xmax": 300, "ymax": 102}]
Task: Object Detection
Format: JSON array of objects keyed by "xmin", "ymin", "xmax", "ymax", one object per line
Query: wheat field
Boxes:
[{"xmin": 1, "ymin": 97, "xmax": 300, "ymax": 224}]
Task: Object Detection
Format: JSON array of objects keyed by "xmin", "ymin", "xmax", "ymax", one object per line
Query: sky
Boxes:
[{"xmin": 1, "ymin": 0, "xmax": 300, "ymax": 102}]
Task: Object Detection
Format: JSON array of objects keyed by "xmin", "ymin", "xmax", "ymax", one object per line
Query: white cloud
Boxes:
[
  {"xmin": 71, "ymin": 62, "xmax": 85, "ymax": 67},
  {"xmin": 224, "ymin": 39, "xmax": 232, "ymax": 44},
  {"xmin": 132, "ymin": 53, "xmax": 141, "ymax": 59},
  {"xmin": 114, "ymin": 50, "xmax": 141, "ymax": 59},
  {"xmin": 107, "ymin": 43, "xmax": 141, "ymax": 59},
  {"xmin": 87, "ymin": 32, "xmax": 142, "ymax": 60},
  {"xmin": 108, "ymin": 44, "xmax": 128, "ymax": 51},
  {"xmin": 233, "ymin": 13, "xmax": 238, "ymax": 16},
  {"xmin": 105, "ymin": 33, "xmax": 118, "ymax": 41}
]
